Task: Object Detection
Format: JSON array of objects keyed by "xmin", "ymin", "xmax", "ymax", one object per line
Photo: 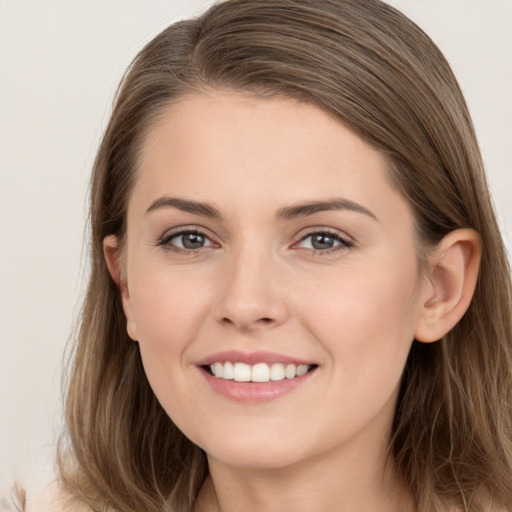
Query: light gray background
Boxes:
[{"xmin": 1, "ymin": 0, "xmax": 511, "ymax": 500}]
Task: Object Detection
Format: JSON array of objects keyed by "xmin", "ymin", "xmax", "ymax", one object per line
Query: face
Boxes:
[{"xmin": 115, "ymin": 91, "xmax": 428, "ymax": 472}]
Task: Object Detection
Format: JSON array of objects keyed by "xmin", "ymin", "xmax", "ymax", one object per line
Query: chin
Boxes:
[
  {"xmin": 206, "ymin": 445, "xmax": 305, "ymax": 471},
  {"xmin": 191, "ymin": 424, "xmax": 318, "ymax": 471}
]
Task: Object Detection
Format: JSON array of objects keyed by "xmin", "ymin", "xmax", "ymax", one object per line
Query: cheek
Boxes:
[
  {"xmin": 129, "ymin": 258, "xmax": 210, "ymax": 336},
  {"xmin": 292, "ymin": 261, "xmax": 420, "ymax": 441},
  {"xmin": 301, "ymin": 258, "xmax": 420, "ymax": 373},
  {"xmin": 126, "ymin": 263, "xmax": 214, "ymax": 390}
]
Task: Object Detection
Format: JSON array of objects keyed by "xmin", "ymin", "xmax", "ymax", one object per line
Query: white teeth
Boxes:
[
  {"xmin": 233, "ymin": 362, "xmax": 251, "ymax": 382},
  {"xmin": 297, "ymin": 364, "xmax": 308, "ymax": 377},
  {"xmin": 285, "ymin": 364, "xmax": 296, "ymax": 379},
  {"xmin": 251, "ymin": 363, "xmax": 270, "ymax": 382},
  {"xmin": 213, "ymin": 362, "xmax": 223, "ymax": 379},
  {"xmin": 209, "ymin": 362, "xmax": 312, "ymax": 382},
  {"xmin": 270, "ymin": 363, "xmax": 285, "ymax": 381},
  {"xmin": 223, "ymin": 361, "xmax": 234, "ymax": 380}
]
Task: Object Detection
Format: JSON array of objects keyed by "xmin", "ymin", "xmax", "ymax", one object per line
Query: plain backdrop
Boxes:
[{"xmin": 1, "ymin": 0, "xmax": 511, "ymax": 502}]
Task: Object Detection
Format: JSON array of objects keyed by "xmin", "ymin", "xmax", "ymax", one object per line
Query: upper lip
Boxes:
[{"xmin": 195, "ymin": 350, "xmax": 316, "ymax": 367}]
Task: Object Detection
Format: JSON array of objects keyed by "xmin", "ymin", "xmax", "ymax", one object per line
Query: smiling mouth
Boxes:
[{"xmin": 203, "ymin": 362, "xmax": 318, "ymax": 383}]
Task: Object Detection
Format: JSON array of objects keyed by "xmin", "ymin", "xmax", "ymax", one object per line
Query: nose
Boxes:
[{"xmin": 212, "ymin": 244, "xmax": 289, "ymax": 332}]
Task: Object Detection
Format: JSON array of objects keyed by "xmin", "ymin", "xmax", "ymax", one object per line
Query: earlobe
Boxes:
[
  {"xmin": 414, "ymin": 229, "xmax": 481, "ymax": 343},
  {"xmin": 103, "ymin": 235, "xmax": 139, "ymax": 341}
]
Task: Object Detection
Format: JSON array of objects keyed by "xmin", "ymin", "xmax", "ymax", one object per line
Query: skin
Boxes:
[{"xmin": 104, "ymin": 91, "xmax": 481, "ymax": 512}]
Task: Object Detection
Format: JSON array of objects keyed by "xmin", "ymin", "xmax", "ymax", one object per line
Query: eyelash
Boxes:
[
  {"xmin": 156, "ymin": 228, "xmax": 354, "ymax": 256},
  {"xmin": 296, "ymin": 229, "xmax": 354, "ymax": 255},
  {"xmin": 156, "ymin": 229, "xmax": 214, "ymax": 255}
]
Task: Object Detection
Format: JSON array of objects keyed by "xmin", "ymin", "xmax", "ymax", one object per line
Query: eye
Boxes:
[
  {"xmin": 157, "ymin": 229, "xmax": 216, "ymax": 252},
  {"xmin": 296, "ymin": 230, "xmax": 353, "ymax": 252}
]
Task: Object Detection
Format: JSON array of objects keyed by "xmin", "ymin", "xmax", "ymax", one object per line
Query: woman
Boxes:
[{"xmin": 20, "ymin": 0, "xmax": 512, "ymax": 510}]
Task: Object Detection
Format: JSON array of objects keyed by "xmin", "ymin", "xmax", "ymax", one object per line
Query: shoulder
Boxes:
[{"xmin": 25, "ymin": 479, "xmax": 91, "ymax": 512}]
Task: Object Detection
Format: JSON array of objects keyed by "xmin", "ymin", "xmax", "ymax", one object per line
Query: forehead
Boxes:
[{"xmin": 131, "ymin": 91, "xmax": 411, "ymax": 227}]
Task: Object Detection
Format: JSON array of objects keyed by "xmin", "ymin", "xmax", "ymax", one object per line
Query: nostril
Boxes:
[
  {"xmin": 222, "ymin": 317, "xmax": 273, "ymax": 324},
  {"xmin": 220, "ymin": 316, "xmax": 275, "ymax": 329}
]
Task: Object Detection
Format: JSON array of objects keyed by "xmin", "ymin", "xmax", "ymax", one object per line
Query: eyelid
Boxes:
[
  {"xmin": 156, "ymin": 226, "xmax": 219, "ymax": 251},
  {"xmin": 155, "ymin": 225, "xmax": 354, "ymax": 255},
  {"xmin": 292, "ymin": 227, "xmax": 354, "ymax": 252}
]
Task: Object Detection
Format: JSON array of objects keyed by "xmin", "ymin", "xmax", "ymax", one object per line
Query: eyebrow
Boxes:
[
  {"xmin": 145, "ymin": 196, "xmax": 222, "ymax": 219},
  {"xmin": 145, "ymin": 195, "xmax": 378, "ymax": 222},
  {"xmin": 276, "ymin": 197, "xmax": 378, "ymax": 222}
]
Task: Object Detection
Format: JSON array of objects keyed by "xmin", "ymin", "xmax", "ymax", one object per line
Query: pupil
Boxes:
[
  {"xmin": 312, "ymin": 234, "xmax": 334, "ymax": 250},
  {"xmin": 183, "ymin": 233, "xmax": 204, "ymax": 249}
]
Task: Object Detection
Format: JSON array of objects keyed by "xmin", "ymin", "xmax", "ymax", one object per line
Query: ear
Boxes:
[
  {"xmin": 103, "ymin": 235, "xmax": 138, "ymax": 341},
  {"xmin": 414, "ymin": 228, "xmax": 481, "ymax": 343}
]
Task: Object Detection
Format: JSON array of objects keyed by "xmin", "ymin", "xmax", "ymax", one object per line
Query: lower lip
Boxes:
[{"xmin": 199, "ymin": 368, "xmax": 316, "ymax": 404}]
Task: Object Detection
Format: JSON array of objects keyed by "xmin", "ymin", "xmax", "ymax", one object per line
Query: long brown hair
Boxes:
[{"xmin": 58, "ymin": 1, "xmax": 512, "ymax": 510}]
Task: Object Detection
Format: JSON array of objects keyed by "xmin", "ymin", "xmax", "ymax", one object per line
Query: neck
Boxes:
[{"xmin": 194, "ymin": 434, "xmax": 414, "ymax": 512}]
